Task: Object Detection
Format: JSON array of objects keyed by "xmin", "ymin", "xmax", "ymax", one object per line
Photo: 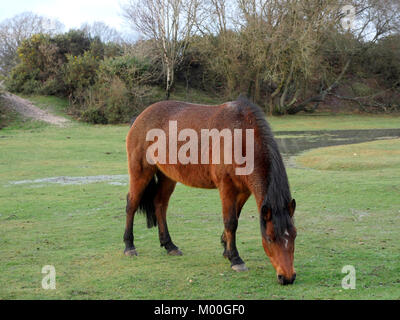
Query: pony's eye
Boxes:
[{"xmin": 266, "ymin": 236, "xmax": 273, "ymax": 243}]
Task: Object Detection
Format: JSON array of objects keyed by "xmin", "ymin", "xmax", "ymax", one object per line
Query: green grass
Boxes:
[
  {"xmin": 297, "ymin": 139, "xmax": 400, "ymax": 171},
  {"xmin": 20, "ymin": 95, "xmax": 72, "ymax": 120},
  {"xmin": 0, "ymin": 95, "xmax": 399, "ymax": 299},
  {"xmin": 268, "ymin": 113, "xmax": 400, "ymax": 132},
  {"xmin": 0, "ymin": 97, "xmax": 48, "ymax": 131}
]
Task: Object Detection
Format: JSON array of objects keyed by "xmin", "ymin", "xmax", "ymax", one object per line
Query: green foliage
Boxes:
[
  {"xmin": 53, "ymin": 29, "xmax": 92, "ymax": 57},
  {"xmin": 365, "ymin": 35, "xmax": 400, "ymax": 86},
  {"xmin": 63, "ymin": 52, "xmax": 100, "ymax": 93},
  {"xmin": 4, "ymin": 29, "xmax": 144, "ymax": 124},
  {"xmin": 6, "ymin": 64, "xmax": 40, "ymax": 94},
  {"xmin": 103, "ymin": 42, "xmax": 124, "ymax": 58},
  {"xmin": 351, "ymin": 82, "xmax": 375, "ymax": 97},
  {"xmin": 74, "ymin": 55, "xmax": 154, "ymax": 124},
  {"xmin": 80, "ymin": 80, "xmax": 129, "ymax": 124},
  {"xmin": 5, "ymin": 30, "xmax": 105, "ymax": 97},
  {"xmin": 99, "ymin": 55, "xmax": 153, "ymax": 88},
  {"xmin": 39, "ymin": 76, "xmax": 65, "ymax": 95},
  {"xmin": 5, "ymin": 33, "xmax": 64, "ymax": 94}
]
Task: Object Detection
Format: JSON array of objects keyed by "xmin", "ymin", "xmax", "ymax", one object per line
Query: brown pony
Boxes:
[{"xmin": 124, "ymin": 96, "xmax": 297, "ymax": 285}]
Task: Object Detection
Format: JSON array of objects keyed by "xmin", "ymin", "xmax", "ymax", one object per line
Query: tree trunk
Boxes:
[{"xmin": 285, "ymin": 59, "xmax": 351, "ymax": 114}]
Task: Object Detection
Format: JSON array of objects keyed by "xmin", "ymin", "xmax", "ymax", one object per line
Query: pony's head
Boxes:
[{"xmin": 260, "ymin": 198, "xmax": 297, "ymax": 285}]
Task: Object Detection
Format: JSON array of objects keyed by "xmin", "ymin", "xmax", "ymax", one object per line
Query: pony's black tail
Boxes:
[{"xmin": 137, "ymin": 175, "xmax": 158, "ymax": 228}]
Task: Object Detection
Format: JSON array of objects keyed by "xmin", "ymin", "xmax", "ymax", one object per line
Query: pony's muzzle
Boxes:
[{"xmin": 277, "ymin": 273, "xmax": 296, "ymax": 285}]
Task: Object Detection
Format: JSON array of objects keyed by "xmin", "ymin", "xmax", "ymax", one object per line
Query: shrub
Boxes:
[
  {"xmin": 365, "ymin": 35, "xmax": 400, "ymax": 87},
  {"xmin": 98, "ymin": 55, "xmax": 154, "ymax": 89},
  {"xmin": 67, "ymin": 54, "xmax": 155, "ymax": 124},
  {"xmin": 78, "ymin": 78, "xmax": 142, "ymax": 124},
  {"xmin": 6, "ymin": 64, "xmax": 41, "ymax": 94},
  {"xmin": 53, "ymin": 30, "xmax": 91, "ymax": 58},
  {"xmin": 63, "ymin": 52, "xmax": 100, "ymax": 94},
  {"xmin": 39, "ymin": 76, "xmax": 65, "ymax": 95}
]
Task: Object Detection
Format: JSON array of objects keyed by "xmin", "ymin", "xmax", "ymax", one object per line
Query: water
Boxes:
[
  {"xmin": 6, "ymin": 129, "xmax": 400, "ymax": 186},
  {"xmin": 275, "ymin": 128, "xmax": 400, "ymax": 158}
]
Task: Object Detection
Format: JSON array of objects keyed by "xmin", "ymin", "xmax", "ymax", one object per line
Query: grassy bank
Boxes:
[{"xmin": 0, "ymin": 95, "xmax": 399, "ymax": 299}]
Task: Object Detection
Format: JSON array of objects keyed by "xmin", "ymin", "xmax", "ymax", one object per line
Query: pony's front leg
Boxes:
[{"xmin": 219, "ymin": 181, "xmax": 248, "ymax": 272}]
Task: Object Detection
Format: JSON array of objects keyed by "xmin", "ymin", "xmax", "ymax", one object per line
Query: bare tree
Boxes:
[
  {"xmin": 122, "ymin": 0, "xmax": 201, "ymax": 98},
  {"xmin": 80, "ymin": 21, "xmax": 123, "ymax": 43},
  {"xmin": 222, "ymin": 0, "xmax": 347, "ymax": 113},
  {"xmin": 352, "ymin": 0, "xmax": 400, "ymax": 42},
  {"xmin": 296, "ymin": 0, "xmax": 400, "ymax": 114},
  {"xmin": 0, "ymin": 12, "xmax": 64, "ymax": 76}
]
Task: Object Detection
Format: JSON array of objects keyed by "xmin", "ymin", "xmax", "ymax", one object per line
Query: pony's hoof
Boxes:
[
  {"xmin": 124, "ymin": 249, "xmax": 138, "ymax": 256},
  {"xmin": 168, "ymin": 249, "xmax": 183, "ymax": 256},
  {"xmin": 231, "ymin": 264, "xmax": 248, "ymax": 272}
]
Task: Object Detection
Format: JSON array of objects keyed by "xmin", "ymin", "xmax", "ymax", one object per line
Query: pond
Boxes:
[
  {"xmin": 7, "ymin": 128, "xmax": 400, "ymax": 186},
  {"xmin": 275, "ymin": 128, "xmax": 400, "ymax": 159}
]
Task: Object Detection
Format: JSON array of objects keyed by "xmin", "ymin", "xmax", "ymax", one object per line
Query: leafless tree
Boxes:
[
  {"xmin": 212, "ymin": 0, "xmax": 399, "ymax": 114},
  {"xmin": 80, "ymin": 21, "xmax": 123, "ymax": 43},
  {"xmin": 122, "ymin": 0, "xmax": 201, "ymax": 98},
  {"xmin": 0, "ymin": 12, "xmax": 64, "ymax": 76},
  {"xmin": 352, "ymin": 0, "xmax": 400, "ymax": 42}
]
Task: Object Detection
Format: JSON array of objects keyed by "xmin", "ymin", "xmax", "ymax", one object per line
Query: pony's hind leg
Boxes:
[
  {"xmin": 153, "ymin": 172, "xmax": 180, "ymax": 255},
  {"xmin": 124, "ymin": 166, "xmax": 156, "ymax": 256}
]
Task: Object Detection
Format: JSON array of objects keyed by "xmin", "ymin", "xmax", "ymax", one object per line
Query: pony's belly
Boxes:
[{"xmin": 157, "ymin": 164, "xmax": 217, "ymax": 189}]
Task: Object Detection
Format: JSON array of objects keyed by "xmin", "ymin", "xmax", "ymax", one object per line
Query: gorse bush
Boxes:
[
  {"xmin": 99, "ymin": 55, "xmax": 154, "ymax": 89},
  {"xmin": 71, "ymin": 55, "xmax": 154, "ymax": 124},
  {"xmin": 81, "ymin": 78, "xmax": 132, "ymax": 124},
  {"xmin": 4, "ymin": 29, "xmax": 154, "ymax": 123},
  {"xmin": 53, "ymin": 30, "xmax": 92, "ymax": 58},
  {"xmin": 5, "ymin": 30, "xmax": 96, "ymax": 96},
  {"xmin": 6, "ymin": 64, "xmax": 39, "ymax": 94},
  {"xmin": 63, "ymin": 52, "xmax": 99, "ymax": 94}
]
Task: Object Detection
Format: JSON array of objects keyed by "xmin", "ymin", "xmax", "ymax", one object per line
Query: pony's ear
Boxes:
[{"xmin": 289, "ymin": 199, "xmax": 296, "ymax": 217}]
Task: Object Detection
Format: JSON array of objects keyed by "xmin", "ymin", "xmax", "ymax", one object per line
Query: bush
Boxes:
[
  {"xmin": 365, "ymin": 35, "xmax": 400, "ymax": 86},
  {"xmin": 38, "ymin": 76, "xmax": 65, "ymax": 95},
  {"xmin": 5, "ymin": 34, "xmax": 65, "ymax": 94},
  {"xmin": 63, "ymin": 52, "xmax": 100, "ymax": 94},
  {"xmin": 67, "ymin": 54, "xmax": 155, "ymax": 124},
  {"xmin": 98, "ymin": 55, "xmax": 154, "ymax": 89},
  {"xmin": 81, "ymin": 107, "xmax": 108, "ymax": 124},
  {"xmin": 6, "ymin": 64, "xmax": 41, "ymax": 94},
  {"xmin": 53, "ymin": 30, "xmax": 91, "ymax": 58},
  {"xmin": 5, "ymin": 31, "xmax": 107, "ymax": 97},
  {"xmin": 77, "ymin": 78, "xmax": 145, "ymax": 124}
]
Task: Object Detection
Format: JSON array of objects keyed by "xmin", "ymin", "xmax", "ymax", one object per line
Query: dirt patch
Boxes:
[
  {"xmin": 7, "ymin": 175, "xmax": 128, "ymax": 187},
  {"xmin": 1, "ymin": 93, "xmax": 69, "ymax": 126}
]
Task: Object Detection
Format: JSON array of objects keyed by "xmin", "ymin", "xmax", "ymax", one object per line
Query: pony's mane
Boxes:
[{"xmin": 235, "ymin": 95, "xmax": 293, "ymax": 239}]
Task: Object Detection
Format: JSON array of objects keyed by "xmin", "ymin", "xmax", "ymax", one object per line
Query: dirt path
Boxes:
[{"xmin": 1, "ymin": 92, "xmax": 70, "ymax": 126}]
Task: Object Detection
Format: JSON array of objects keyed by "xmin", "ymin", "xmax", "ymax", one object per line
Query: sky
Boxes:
[{"xmin": 0, "ymin": 0, "xmax": 133, "ymax": 34}]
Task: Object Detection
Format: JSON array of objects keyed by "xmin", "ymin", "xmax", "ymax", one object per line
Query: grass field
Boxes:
[{"xmin": 0, "ymin": 95, "xmax": 399, "ymax": 299}]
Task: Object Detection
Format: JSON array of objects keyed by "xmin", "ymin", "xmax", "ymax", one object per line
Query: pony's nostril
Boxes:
[
  {"xmin": 278, "ymin": 274, "xmax": 296, "ymax": 285},
  {"xmin": 277, "ymin": 274, "xmax": 285, "ymax": 284}
]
